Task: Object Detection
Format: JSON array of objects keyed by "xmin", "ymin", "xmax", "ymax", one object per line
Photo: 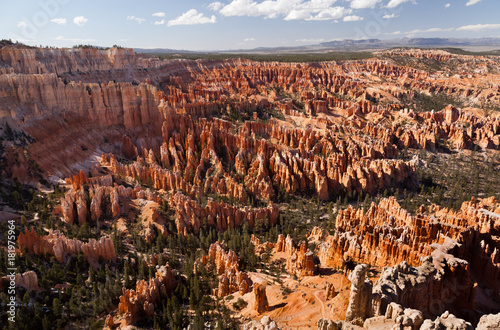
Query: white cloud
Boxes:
[
  {"xmin": 244, "ymin": 37, "xmax": 256, "ymax": 42},
  {"xmin": 168, "ymin": 9, "xmax": 217, "ymax": 26},
  {"xmin": 465, "ymin": 0, "xmax": 481, "ymax": 6},
  {"xmin": 382, "ymin": 13, "xmax": 398, "ymax": 19},
  {"xmin": 208, "ymin": 1, "xmax": 224, "ymax": 11},
  {"xmin": 50, "ymin": 18, "xmax": 67, "ymax": 25},
  {"xmin": 350, "ymin": 0, "xmax": 381, "ymax": 9},
  {"xmin": 296, "ymin": 38, "xmax": 326, "ymax": 43},
  {"xmin": 154, "ymin": 19, "xmax": 166, "ymax": 25},
  {"xmin": 152, "ymin": 12, "xmax": 165, "ymax": 17},
  {"xmin": 55, "ymin": 36, "xmax": 96, "ymax": 43},
  {"xmin": 127, "ymin": 16, "xmax": 145, "ymax": 24},
  {"xmin": 386, "ymin": 0, "xmax": 414, "ymax": 8},
  {"xmin": 221, "ymin": 0, "xmax": 302, "ymax": 18},
  {"xmin": 285, "ymin": 5, "xmax": 351, "ymax": 21},
  {"xmin": 390, "ymin": 30, "xmax": 402, "ymax": 35},
  {"xmin": 73, "ymin": 16, "xmax": 88, "ymax": 27},
  {"xmin": 17, "ymin": 21, "xmax": 26, "ymax": 28},
  {"xmin": 457, "ymin": 23, "xmax": 500, "ymax": 31},
  {"xmin": 444, "ymin": 3, "xmax": 451, "ymax": 8},
  {"xmin": 343, "ymin": 15, "xmax": 363, "ymax": 21},
  {"xmin": 219, "ymin": 0, "xmax": 350, "ymax": 21},
  {"xmin": 408, "ymin": 27, "xmax": 454, "ymax": 34}
]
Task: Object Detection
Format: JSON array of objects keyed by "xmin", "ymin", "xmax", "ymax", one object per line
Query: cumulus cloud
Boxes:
[
  {"xmin": 218, "ymin": 0, "xmax": 351, "ymax": 21},
  {"xmin": 208, "ymin": 2, "xmax": 224, "ymax": 11},
  {"xmin": 154, "ymin": 19, "xmax": 166, "ymax": 25},
  {"xmin": 350, "ymin": 0, "xmax": 381, "ymax": 9},
  {"xmin": 465, "ymin": 0, "xmax": 481, "ymax": 6},
  {"xmin": 386, "ymin": 0, "xmax": 414, "ymax": 8},
  {"xmin": 127, "ymin": 16, "xmax": 145, "ymax": 24},
  {"xmin": 343, "ymin": 15, "xmax": 363, "ymax": 21},
  {"xmin": 168, "ymin": 9, "xmax": 217, "ymax": 26},
  {"xmin": 382, "ymin": 13, "xmax": 398, "ymax": 19},
  {"xmin": 444, "ymin": 3, "xmax": 450, "ymax": 8},
  {"xmin": 457, "ymin": 23, "xmax": 500, "ymax": 31},
  {"xmin": 50, "ymin": 18, "xmax": 67, "ymax": 25},
  {"xmin": 221, "ymin": 0, "xmax": 302, "ymax": 18},
  {"xmin": 244, "ymin": 37, "xmax": 256, "ymax": 42},
  {"xmin": 73, "ymin": 16, "xmax": 88, "ymax": 27},
  {"xmin": 17, "ymin": 21, "xmax": 27, "ymax": 28},
  {"xmin": 153, "ymin": 12, "xmax": 165, "ymax": 17},
  {"xmin": 285, "ymin": 6, "xmax": 351, "ymax": 21}
]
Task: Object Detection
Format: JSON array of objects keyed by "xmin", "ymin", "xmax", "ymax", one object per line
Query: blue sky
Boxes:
[{"xmin": 1, "ymin": 0, "xmax": 499, "ymax": 50}]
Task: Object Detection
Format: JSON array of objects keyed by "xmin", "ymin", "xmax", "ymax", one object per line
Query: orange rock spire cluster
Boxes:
[
  {"xmin": 18, "ymin": 228, "xmax": 117, "ymax": 263},
  {"xmin": 195, "ymin": 241, "xmax": 252, "ymax": 297}
]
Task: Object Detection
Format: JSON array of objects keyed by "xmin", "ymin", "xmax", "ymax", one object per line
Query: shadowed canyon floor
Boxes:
[{"xmin": 0, "ymin": 44, "xmax": 499, "ymax": 329}]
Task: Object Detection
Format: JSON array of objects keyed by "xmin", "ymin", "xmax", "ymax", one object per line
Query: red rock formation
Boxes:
[
  {"xmin": 345, "ymin": 264, "xmax": 373, "ymax": 326},
  {"xmin": 253, "ymin": 283, "xmax": 269, "ymax": 314},
  {"xmin": 251, "ymin": 234, "xmax": 315, "ymax": 277},
  {"xmin": 18, "ymin": 228, "xmax": 116, "ymax": 263},
  {"xmin": 286, "ymin": 241, "xmax": 315, "ymax": 277},
  {"xmin": 140, "ymin": 201, "xmax": 168, "ymax": 243},
  {"xmin": 118, "ymin": 264, "xmax": 177, "ymax": 325},
  {"xmin": 326, "ymin": 283, "xmax": 337, "ymax": 300},
  {"xmin": 195, "ymin": 242, "xmax": 252, "ymax": 297},
  {"xmin": 169, "ymin": 192, "xmax": 278, "ymax": 235},
  {"xmin": 15, "ymin": 271, "xmax": 39, "ymax": 291}
]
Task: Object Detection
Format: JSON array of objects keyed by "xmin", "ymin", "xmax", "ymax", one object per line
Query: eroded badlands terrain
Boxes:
[{"xmin": 0, "ymin": 44, "xmax": 499, "ymax": 329}]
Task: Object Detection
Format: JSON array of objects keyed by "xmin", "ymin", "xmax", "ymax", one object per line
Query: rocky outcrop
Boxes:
[
  {"xmin": 195, "ymin": 242, "xmax": 252, "ymax": 298},
  {"xmin": 118, "ymin": 264, "xmax": 177, "ymax": 325},
  {"xmin": 385, "ymin": 304, "xmax": 423, "ymax": 330},
  {"xmin": 253, "ymin": 283, "xmax": 269, "ymax": 314},
  {"xmin": 345, "ymin": 264, "xmax": 373, "ymax": 326},
  {"xmin": 477, "ymin": 312, "xmax": 500, "ymax": 330},
  {"xmin": 169, "ymin": 192, "xmax": 278, "ymax": 235},
  {"xmin": 140, "ymin": 201, "xmax": 168, "ymax": 243},
  {"xmin": 243, "ymin": 316, "xmax": 280, "ymax": 330},
  {"xmin": 286, "ymin": 241, "xmax": 316, "ymax": 277},
  {"xmin": 15, "ymin": 271, "xmax": 39, "ymax": 291},
  {"xmin": 326, "ymin": 283, "xmax": 337, "ymax": 300},
  {"xmin": 317, "ymin": 318, "xmax": 343, "ymax": 330},
  {"xmin": 251, "ymin": 234, "xmax": 316, "ymax": 277},
  {"xmin": 18, "ymin": 228, "xmax": 116, "ymax": 263},
  {"xmin": 420, "ymin": 311, "xmax": 473, "ymax": 330},
  {"xmin": 318, "ymin": 196, "xmax": 500, "ymax": 292},
  {"xmin": 371, "ymin": 255, "xmax": 475, "ymax": 321}
]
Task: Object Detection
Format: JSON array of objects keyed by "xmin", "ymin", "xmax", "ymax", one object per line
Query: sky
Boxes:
[{"xmin": 1, "ymin": 0, "xmax": 499, "ymax": 51}]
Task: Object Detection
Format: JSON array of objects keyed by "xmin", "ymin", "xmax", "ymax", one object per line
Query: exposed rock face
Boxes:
[
  {"xmin": 371, "ymin": 255, "xmax": 475, "ymax": 321},
  {"xmin": 253, "ymin": 283, "xmax": 269, "ymax": 314},
  {"xmin": 169, "ymin": 191, "xmax": 279, "ymax": 235},
  {"xmin": 243, "ymin": 316, "xmax": 280, "ymax": 330},
  {"xmin": 310, "ymin": 196, "xmax": 500, "ymax": 326},
  {"xmin": 195, "ymin": 242, "xmax": 252, "ymax": 298},
  {"xmin": 15, "ymin": 271, "xmax": 39, "ymax": 291},
  {"xmin": 118, "ymin": 264, "xmax": 177, "ymax": 325},
  {"xmin": 326, "ymin": 282, "xmax": 337, "ymax": 300},
  {"xmin": 251, "ymin": 234, "xmax": 316, "ymax": 276},
  {"xmin": 318, "ymin": 196, "xmax": 500, "ymax": 295},
  {"xmin": 477, "ymin": 312, "xmax": 500, "ymax": 330},
  {"xmin": 18, "ymin": 228, "xmax": 116, "ymax": 263},
  {"xmin": 420, "ymin": 311, "xmax": 473, "ymax": 330},
  {"xmin": 317, "ymin": 318, "xmax": 342, "ymax": 330},
  {"xmin": 2, "ymin": 46, "xmax": 499, "ymax": 190},
  {"xmin": 140, "ymin": 201, "xmax": 167, "ymax": 243},
  {"xmin": 345, "ymin": 264, "xmax": 373, "ymax": 326},
  {"xmin": 286, "ymin": 241, "xmax": 316, "ymax": 277}
]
